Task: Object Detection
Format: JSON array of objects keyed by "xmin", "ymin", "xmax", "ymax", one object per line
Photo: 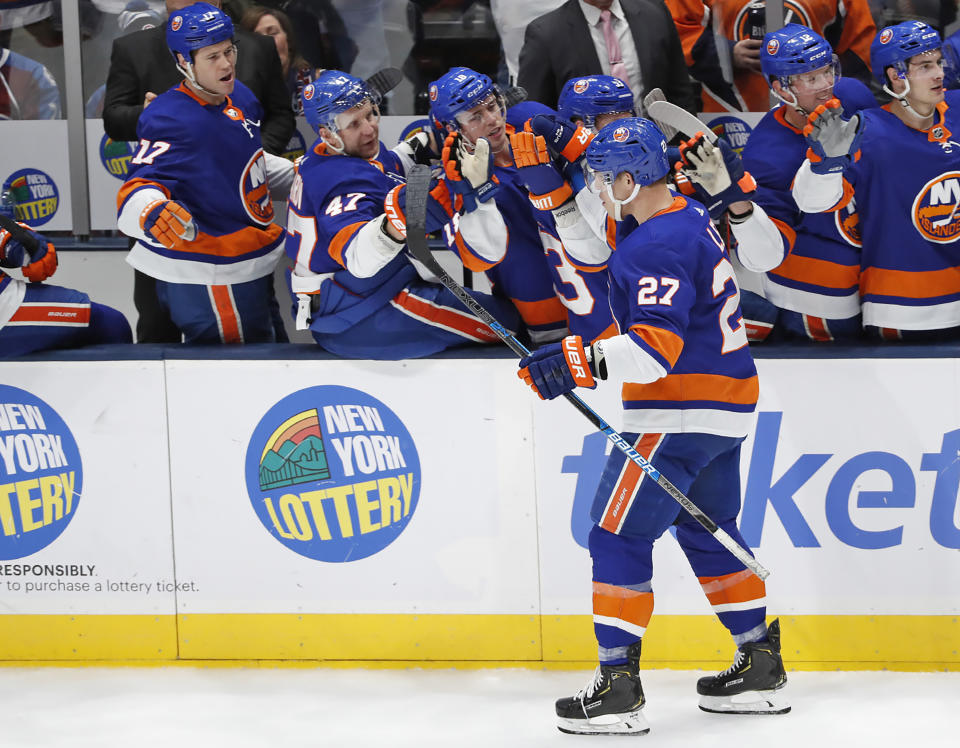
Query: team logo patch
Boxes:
[
  {"xmin": 612, "ymin": 126, "xmax": 630, "ymax": 142},
  {"xmin": 2, "ymin": 169, "xmax": 59, "ymax": 227},
  {"xmin": 170, "ymin": 15, "xmax": 182, "ymax": 31},
  {"xmin": 98, "ymin": 135, "xmax": 136, "ymax": 180},
  {"xmin": 708, "ymin": 116, "xmax": 753, "ymax": 155},
  {"xmin": 573, "ymin": 79, "xmax": 590, "ymax": 94},
  {"xmin": 735, "ymin": 0, "xmax": 811, "ymax": 42},
  {"xmin": 244, "ymin": 386, "xmax": 421, "ymax": 563},
  {"xmin": 303, "ymin": 84, "xmax": 315, "ymax": 101},
  {"xmin": 238, "ymin": 149, "xmax": 274, "ymax": 225},
  {"xmin": 933, "ymin": 126, "xmax": 945, "ymax": 139},
  {"xmin": 911, "ymin": 171, "xmax": 960, "ymax": 243},
  {"xmin": 835, "ymin": 200, "xmax": 862, "ymax": 247},
  {"xmin": 429, "ymin": 84, "xmax": 438, "ymax": 101},
  {"xmin": 766, "ymin": 39, "xmax": 780, "ymax": 56},
  {"xmin": 880, "ymin": 28, "xmax": 894, "ymax": 44},
  {"xmin": 0, "ymin": 386, "xmax": 83, "ymax": 560}
]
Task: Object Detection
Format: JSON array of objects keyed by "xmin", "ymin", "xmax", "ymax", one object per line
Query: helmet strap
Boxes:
[
  {"xmin": 605, "ymin": 182, "xmax": 641, "ymax": 221},
  {"xmin": 320, "ymin": 129, "xmax": 346, "ymax": 154},
  {"xmin": 772, "ymin": 78, "xmax": 808, "ymax": 116},
  {"xmin": 883, "ymin": 74, "xmax": 935, "ymax": 121},
  {"xmin": 177, "ymin": 56, "xmax": 220, "ymax": 99}
]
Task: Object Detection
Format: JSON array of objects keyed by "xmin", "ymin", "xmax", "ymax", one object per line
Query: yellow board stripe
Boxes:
[{"xmin": 0, "ymin": 614, "xmax": 956, "ymax": 671}]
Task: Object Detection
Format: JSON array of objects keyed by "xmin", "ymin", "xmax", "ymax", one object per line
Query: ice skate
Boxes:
[
  {"xmin": 697, "ymin": 618, "xmax": 790, "ymax": 715},
  {"xmin": 556, "ymin": 642, "xmax": 649, "ymax": 736}
]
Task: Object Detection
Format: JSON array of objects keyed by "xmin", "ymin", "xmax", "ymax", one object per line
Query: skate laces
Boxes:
[
  {"xmin": 576, "ymin": 666, "xmax": 605, "ymax": 702},
  {"xmin": 717, "ymin": 648, "xmax": 746, "ymax": 678}
]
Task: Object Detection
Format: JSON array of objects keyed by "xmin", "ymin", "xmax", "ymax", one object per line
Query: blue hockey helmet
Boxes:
[
  {"xmin": 557, "ymin": 75, "xmax": 635, "ymax": 129},
  {"xmin": 302, "ymin": 69, "xmax": 378, "ymax": 134},
  {"xmin": 585, "ymin": 117, "xmax": 669, "ymax": 191},
  {"xmin": 0, "ymin": 189, "xmax": 14, "ymax": 220},
  {"xmin": 428, "ymin": 67, "xmax": 503, "ymax": 133},
  {"xmin": 166, "ymin": 2, "xmax": 234, "ymax": 62},
  {"xmin": 871, "ymin": 21, "xmax": 942, "ymax": 86},
  {"xmin": 760, "ymin": 23, "xmax": 836, "ymax": 86}
]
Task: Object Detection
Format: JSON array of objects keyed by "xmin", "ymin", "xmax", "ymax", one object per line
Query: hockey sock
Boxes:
[
  {"xmin": 589, "ymin": 525, "xmax": 655, "ymax": 665},
  {"xmin": 677, "ymin": 518, "xmax": 767, "ymax": 646}
]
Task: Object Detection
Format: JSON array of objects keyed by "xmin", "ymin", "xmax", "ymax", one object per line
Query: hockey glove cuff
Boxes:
[
  {"xmin": 510, "ymin": 130, "xmax": 573, "ymax": 211},
  {"xmin": 528, "ymin": 114, "xmax": 594, "ymax": 163},
  {"xmin": 442, "ymin": 133, "xmax": 498, "ymax": 212}
]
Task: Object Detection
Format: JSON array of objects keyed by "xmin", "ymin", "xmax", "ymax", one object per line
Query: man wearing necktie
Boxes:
[{"xmin": 518, "ymin": 0, "xmax": 696, "ymax": 113}]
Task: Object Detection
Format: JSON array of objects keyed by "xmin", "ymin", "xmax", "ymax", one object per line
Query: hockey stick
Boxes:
[
  {"xmin": 0, "ymin": 213, "xmax": 41, "ymax": 256},
  {"xmin": 647, "ymin": 100, "xmax": 719, "ymax": 144},
  {"xmin": 403, "ymin": 164, "xmax": 769, "ymax": 581},
  {"xmin": 640, "ymin": 88, "xmax": 678, "ymax": 140}
]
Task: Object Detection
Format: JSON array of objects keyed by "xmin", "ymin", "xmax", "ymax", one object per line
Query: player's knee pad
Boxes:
[
  {"xmin": 87, "ymin": 303, "xmax": 133, "ymax": 345},
  {"xmin": 588, "ymin": 525, "xmax": 654, "ymax": 584}
]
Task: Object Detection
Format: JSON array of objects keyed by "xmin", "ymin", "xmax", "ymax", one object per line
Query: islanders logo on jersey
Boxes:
[
  {"xmin": 0, "ymin": 386, "xmax": 83, "ymax": 560},
  {"xmin": 573, "ymin": 79, "xmax": 590, "ymax": 94},
  {"xmin": 912, "ymin": 171, "xmax": 960, "ymax": 243},
  {"xmin": 835, "ymin": 199, "xmax": 862, "ymax": 247},
  {"xmin": 99, "ymin": 134, "xmax": 136, "ymax": 180},
  {"xmin": 1, "ymin": 169, "xmax": 59, "ymax": 227},
  {"xmin": 244, "ymin": 386, "xmax": 421, "ymax": 563},
  {"xmin": 709, "ymin": 116, "xmax": 753, "ymax": 155},
  {"xmin": 612, "ymin": 126, "xmax": 630, "ymax": 142},
  {"xmin": 239, "ymin": 149, "xmax": 274, "ymax": 225}
]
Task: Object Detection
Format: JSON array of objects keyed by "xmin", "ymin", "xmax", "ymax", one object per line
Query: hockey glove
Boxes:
[
  {"xmin": 527, "ymin": 114, "xmax": 594, "ymax": 164},
  {"xmin": 678, "ymin": 133, "xmax": 757, "ymax": 220},
  {"xmin": 518, "ymin": 335, "xmax": 598, "ymax": 400},
  {"xmin": 383, "ymin": 181, "xmax": 459, "ymax": 240},
  {"xmin": 0, "ymin": 222, "xmax": 58, "ymax": 282},
  {"xmin": 510, "ymin": 130, "xmax": 573, "ymax": 211},
  {"xmin": 442, "ymin": 132, "xmax": 498, "ymax": 212},
  {"xmin": 394, "ymin": 130, "xmax": 438, "ymax": 166},
  {"xmin": 803, "ymin": 98, "xmax": 862, "ymax": 175},
  {"xmin": 140, "ymin": 199, "xmax": 196, "ymax": 250}
]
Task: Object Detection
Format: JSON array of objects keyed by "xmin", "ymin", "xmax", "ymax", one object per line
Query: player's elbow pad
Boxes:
[
  {"xmin": 458, "ymin": 200, "xmax": 507, "ymax": 264},
  {"xmin": 729, "ymin": 204, "xmax": 787, "ymax": 273},
  {"xmin": 792, "ymin": 160, "xmax": 844, "ymax": 213}
]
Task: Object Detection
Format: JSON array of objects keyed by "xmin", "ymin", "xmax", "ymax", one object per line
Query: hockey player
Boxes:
[
  {"xmin": 429, "ymin": 67, "xmax": 570, "ymax": 346},
  {"xmin": 288, "ymin": 69, "xmax": 522, "ymax": 358},
  {"xmin": 1, "ymin": 196, "xmax": 132, "ymax": 357},
  {"xmin": 729, "ymin": 23, "xmax": 878, "ymax": 341},
  {"xmin": 666, "ymin": 0, "xmax": 875, "ymax": 112},
  {"xmin": 795, "ymin": 21, "xmax": 960, "ymax": 339},
  {"xmin": 517, "ymin": 118, "xmax": 788, "ymax": 735},
  {"xmin": 116, "ymin": 2, "xmax": 294, "ymax": 344}
]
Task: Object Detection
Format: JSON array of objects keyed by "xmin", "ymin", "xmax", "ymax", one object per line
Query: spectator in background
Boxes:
[
  {"xmin": 0, "ymin": 45, "xmax": 61, "ymax": 119},
  {"xmin": 102, "ymin": 0, "xmax": 294, "ymax": 343},
  {"xmin": 490, "ymin": 0, "xmax": 565, "ymax": 84},
  {"xmin": 666, "ymin": 0, "xmax": 875, "ymax": 112},
  {"xmin": 518, "ymin": 0, "xmax": 696, "ymax": 114},
  {"xmin": 240, "ymin": 4, "xmax": 313, "ymax": 115}
]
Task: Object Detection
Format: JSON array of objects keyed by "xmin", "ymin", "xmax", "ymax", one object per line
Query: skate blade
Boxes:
[
  {"xmin": 557, "ymin": 708, "xmax": 650, "ymax": 736},
  {"xmin": 699, "ymin": 688, "xmax": 791, "ymax": 715}
]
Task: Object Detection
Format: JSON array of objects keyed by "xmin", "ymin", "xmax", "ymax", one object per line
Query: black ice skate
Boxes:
[
  {"xmin": 556, "ymin": 642, "xmax": 649, "ymax": 736},
  {"xmin": 697, "ymin": 618, "xmax": 790, "ymax": 715}
]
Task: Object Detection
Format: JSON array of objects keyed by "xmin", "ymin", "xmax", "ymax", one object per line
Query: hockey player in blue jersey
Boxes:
[
  {"xmin": 1, "ymin": 194, "xmax": 132, "ymax": 357},
  {"xmin": 287, "ymin": 68, "xmax": 523, "ymax": 359},
  {"xmin": 725, "ymin": 23, "xmax": 879, "ymax": 342},
  {"xmin": 795, "ymin": 21, "xmax": 960, "ymax": 339},
  {"xmin": 116, "ymin": 2, "xmax": 294, "ymax": 345},
  {"xmin": 517, "ymin": 119, "xmax": 788, "ymax": 735},
  {"xmin": 429, "ymin": 67, "xmax": 571, "ymax": 345}
]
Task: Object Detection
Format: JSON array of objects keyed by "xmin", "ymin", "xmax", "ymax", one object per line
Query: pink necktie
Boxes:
[{"xmin": 600, "ymin": 9, "xmax": 629, "ymax": 87}]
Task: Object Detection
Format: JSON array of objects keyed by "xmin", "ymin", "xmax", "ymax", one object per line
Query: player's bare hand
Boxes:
[
  {"xmin": 143, "ymin": 92, "xmax": 157, "ymax": 109},
  {"xmin": 733, "ymin": 40, "xmax": 763, "ymax": 73}
]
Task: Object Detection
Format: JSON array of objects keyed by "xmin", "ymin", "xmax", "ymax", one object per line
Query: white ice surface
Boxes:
[{"xmin": 2, "ymin": 667, "xmax": 957, "ymax": 747}]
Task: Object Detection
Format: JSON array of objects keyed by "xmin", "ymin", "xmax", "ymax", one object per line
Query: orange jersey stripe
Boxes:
[
  {"xmin": 392, "ymin": 289, "xmax": 501, "ymax": 342},
  {"xmin": 592, "ymin": 582, "xmax": 654, "ymax": 629},
  {"xmin": 210, "ymin": 285, "xmax": 242, "ymax": 343},
  {"xmin": 768, "ymin": 252, "xmax": 859, "ymax": 290},
  {"xmin": 116, "ymin": 178, "xmax": 170, "ymax": 211},
  {"xmin": 622, "ymin": 373, "xmax": 759, "ymax": 405},
  {"xmin": 599, "ymin": 433, "xmax": 663, "ymax": 534},
  {"xmin": 860, "ymin": 265, "xmax": 960, "ymax": 299},
  {"xmin": 630, "ymin": 323, "xmax": 684, "ymax": 368},
  {"xmin": 769, "ymin": 216, "xmax": 797, "ymax": 252},
  {"xmin": 328, "ymin": 220, "xmax": 367, "ymax": 268},
  {"xmin": 698, "ymin": 569, "xmax": 766, "ymax": 607},
  {"xmin": 511, "ymin": 295, "xmax": 568, "ymax": 327},
  {"xmin": 590, "ymin": 321, "xmax": 620, "ymax": 344},
  {"xmin": 10, "ymin": 304, "xmax": 90, "ymax": 325},
  {"xmin": 170, "ymin": 223, "xmax": 284, "ymax": 260}
]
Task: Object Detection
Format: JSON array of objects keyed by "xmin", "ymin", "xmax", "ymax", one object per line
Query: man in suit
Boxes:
[
  {"xmin": 103, "ymin": 0, "xmax": 295, "ymax": 343},
  {"xmin": 517, "ymin": 0, "xmax": 696, "ymax": 113}
]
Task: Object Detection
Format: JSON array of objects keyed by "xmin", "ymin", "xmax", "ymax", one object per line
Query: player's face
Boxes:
[
  {"xmin": 903, "ymin": 50, "xmax": 945, "ymax": 109},
  {"xmin": 332, "ymin": 100, "xmax": 381, "ymax": 159},
  {"xmin": 594, "ymin": 171, "xmax": 634, "ymax": 216},
  {"xmin": 191, "ymin": 39, "xmax": 237, "ymax": 99},
  {"xmin": 788, "ymin": 63, "xmax": 837, "ymax": 111},
  {"xmin": 456, "ymin": 93, "xmax": 508, "ymax": 152}
]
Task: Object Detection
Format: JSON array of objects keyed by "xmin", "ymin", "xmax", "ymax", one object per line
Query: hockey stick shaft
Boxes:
[
  {"xmin": 0, "ymin": 213, "xmax": 41, "ymax": 257},
  {"xmin": 403, "ymin": 165, "xmax": 768, "ymax": 580}
]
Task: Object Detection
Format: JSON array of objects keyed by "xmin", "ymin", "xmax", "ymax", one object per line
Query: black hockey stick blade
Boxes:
[
  {"xmin": 402, "ymin": 164, "xmax": 769, "ymax": 580},
  {"xmin": 502, "ymin": 85, "xmax": 528, "ymax": 110},
  {"xmin": 0, "ymin": 213, "xmax": 40, "ymax": 257},
  {"xmin": 366, "ymin": 67, "xmax": 404, "ymax": 100}
]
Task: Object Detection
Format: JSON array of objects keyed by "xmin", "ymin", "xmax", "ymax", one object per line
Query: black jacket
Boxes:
[
  {"xmin": 103, "ymin": 25, "xmax": 295, "ymax": 155},
  {"xmin": 517, "ymin": 0, "xmax": 696, "ymax": 114}
]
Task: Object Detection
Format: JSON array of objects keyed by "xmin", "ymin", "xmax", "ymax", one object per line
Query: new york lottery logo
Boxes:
[
  {"xmin": 0, "ymin": 387, "xmax": 83, "ymax": 560},
  {"xmin": 99, "ymin": 135, "xmax": 136, "ymax": 180},
  {"xmin": 2, "ymin": 169, "xmax": 59, "ymax": 227},
  {"xmin": 245, "ymin": 386, "xmax": 421, "ymax": 563}
]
